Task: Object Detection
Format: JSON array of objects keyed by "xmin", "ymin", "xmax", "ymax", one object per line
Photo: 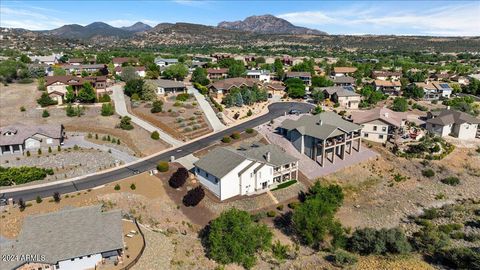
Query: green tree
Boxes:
[
  {"xmin": 227, "ymin": 62, "xmax": 246, "ymax": 78},
  {"xmin": 120, "ymin": 66, "xmax": 139, "ymax": 82},
  {"xmin": 65, "ymin": 86, "xmax": 75, "ymax": 103},
  {"xmin": 37, "ymin": 92, "xmax": 58, "ymax": 107},
  {"xmin": 53, "ymin": 67, "xmax": 66, "ymax": 76},
  {"xmin": 191, "ymin": 67, "xmax": 210, "ymax": 86},
  {"xmin": 311, "ymin": 89, "xmax": 325, "ymax": 104},
  {"xmin": 20, "ymin": 54, "xmax": 31, "ymax": 63},
  {"xmin": 141, "ymin": 80, "xmax": 158, "ymax": 101},
  {"xmin": 285, "ymin": 78, "xmax": 306, "ymax": 98},
  {"xmin": 124, "ymin": 79, "xmax": 144, "ymax": 97},
  {"xmin": 101, "ymin": 103, "xmax": 114, "ymax": 116},
  {"xmin": 311, "ymin": 76, "xmax": 334, "ymax": 87},
  {"xmin": 77, "ymin": 82, "xmax": 96, "ymax": 103},
  {"xmin": 37, "ymin": 77, "xmax": 46, "ymax": 91},
  {"xmin": 403, "ymin": 85, "xmax": 425, "ymax": 99},
  {"xmin": 96, "ymin": 52, "xmax": 111, "ymax": 64},
  {"xmin": 151, "ymin": 131, "xmax": 160, "ymax": 140},
  {"xmin": 391, "ymin": 97, "xmax": 408, "ymax": 112},
  {"xmin": 162, "ymin": 63, "xmax": 188, "ymax": 80},
  {"xmin": 42, "ymin": 109, "xmax": 50, "ymax": 118},
  {"xmin": 273, "ymin": 58, "xmax": 284, "ymax": 79},
  {"xmin": 206, "ymin": 208, "xmax": 272, "ymax": 269}
]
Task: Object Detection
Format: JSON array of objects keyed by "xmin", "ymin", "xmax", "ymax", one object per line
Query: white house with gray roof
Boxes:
[
  {"xmin": 426, "ymin": 109, "xmax": 480, "ymax": 139},
  {"xmin": 0, "ymin": 124, "xmax": 64, "ymax": 155},
  {"xmin": 154, "ymin": 58, "xmax": 178, "ymax": 68},
  {"xmin": 279, "ymin": 112, "xmax": 363, "ymax": 166},
  {"xmin": 194, "ymin": 144, "xmax": 298, "ymax": 201},
  {"xmin": 0, "ymin": 205, "xmax": 123, "ymax": 270}
]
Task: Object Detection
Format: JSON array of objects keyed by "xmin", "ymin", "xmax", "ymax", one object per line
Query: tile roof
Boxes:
[
  {"xmin": 0, "ymin": 205, "xmax": 123, "ymax": 269},
  {"xmin": 280, "ymin": 112, "xmax": 362, "ymax": 140},
  {"xmin": 426, "ymin": 109, "xmax": 480, "ymax": 126},
  {"xmin": 351, "ymin": 107, "xmax": 406, "ymax": 127},
  {"xmin": 45, "ymin": 75, "xmax": 106, "ymax": 87},
  {"xmin": 0, "ymin": 124, "xmax": 63, "ymax": 146},
  {"xmin": 374, "ymin": 80, "xmax": 402, "ymax": 87},
  {"xmin": 194, "ymin": 144, "xmax": 297, "ymax": 179}
]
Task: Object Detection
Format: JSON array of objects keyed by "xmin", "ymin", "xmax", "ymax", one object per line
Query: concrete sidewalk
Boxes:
[
  {"xmin": 110, "ymin": 85, "xmax": 182, "ymax": 147},
  {"xmin": 187, "ymin": 86, "xmax": 226, "ymax": 132},
  {"xmin": 63, "ymin": 135, "xmax": 138, "ymax": 163}
]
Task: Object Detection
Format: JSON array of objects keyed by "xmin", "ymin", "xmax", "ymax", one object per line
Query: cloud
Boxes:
[
  {"xmin": 277, "ymin": 3, "xmax": 480, "ymax": 36},
  {"xmin": 0, "ymin": 7, "xmax": 70, "ymax": 30},
  {"xmin": 172, "ymin": 0, "xmax": 210, "ymax": 7}
]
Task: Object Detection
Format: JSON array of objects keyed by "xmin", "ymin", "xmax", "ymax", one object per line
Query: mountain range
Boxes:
[{"xmin": 37, "ymin": 15, "xmax": 326, "ymax": 40}]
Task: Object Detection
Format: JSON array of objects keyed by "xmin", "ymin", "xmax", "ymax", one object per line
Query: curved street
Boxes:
[{"xmin": 2, "ymin": 102, "xmax": 314, "ymax": 201}]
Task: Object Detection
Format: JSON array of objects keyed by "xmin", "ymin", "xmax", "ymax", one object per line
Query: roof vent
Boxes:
[
  {"xmin": 447, "ymin": 106, "xmax": 450, "ymax": 110},
  {"xmin": 384, "ymin": 113, "xmax": 389, "ymax": 118},
  {"xmin": 317, "ymin": 120, "xmax": 323, "ymax": 126},
  {"xmin": 265, "ymin": 151, "xmax": 271, "ymax": 162}
]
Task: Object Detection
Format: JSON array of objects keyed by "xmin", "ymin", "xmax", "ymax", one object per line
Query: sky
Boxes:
[{"xmin": 1, "ymin": 0, "xmax": 479, "ymax": 36}]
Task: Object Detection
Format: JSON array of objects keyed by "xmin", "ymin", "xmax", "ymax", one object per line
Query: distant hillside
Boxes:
[
  {"xmin": 45, "ymin": 22, "xmax": 132, "ymax": 39},
  {"xmin": 218, "ymin": 14, "xmax": 327, "ymax": 35},
  {"xmin": 121, "ymin": 22, "xmax": 152, "ymax": 32}
]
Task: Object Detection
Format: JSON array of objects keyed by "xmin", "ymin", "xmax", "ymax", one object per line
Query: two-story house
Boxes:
[
  {"xmin": 426, "ymin": 109, "xmax": 480, "ymax": 139},
  {"xmin": 351, "ymin": 107, "xmax": 407, "ymax": 143}
]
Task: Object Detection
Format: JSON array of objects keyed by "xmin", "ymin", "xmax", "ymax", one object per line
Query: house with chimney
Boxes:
[
  {"xmin": 194, "ymin": 144, "xmax": 298, "ymax": 201},
  {"xmin": 45, "ymin": 75, "xmax": 107, "ymax": 104},
  {"xmin": 208, "ymin": 77, "xmax": 260, "ymax": 99},
  {"xmin": 279, "ymin": 112, "xmax": 363, "ymax": 167},
  {"xmin": 351, "ymin": 107, "xmax": 407, "ymax": 143}
]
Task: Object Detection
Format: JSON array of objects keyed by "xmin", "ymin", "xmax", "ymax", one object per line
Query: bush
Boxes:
[
  {"xmin": 288, "ymin": 202, "xmax": 300, "ymax": 209},
  {"xmin": 276, "ymin": 204, "xmax": 284, "ymax": 211},
  {"xmin": 183, "ymin": 186, "xmax": 205, "ymax": 206},
  {"xmin": 436, "ymin": 247, "xmax": 480, "ymax": 270},
  {"xmin": 438, "ymin": 223, "xmax": 463, "ymax": 234},
  {"xmin": 206, "ymin": 208, "xmax": 272, "ymax": 269},
  {"xmin": 119, "ymin": 116, "xmax": 134, "ymax": 130},
  {"xmin": 411, "ymin": 226, "xmax": 450, "ymax": 254},
  {"xmin": 247, "ymin": 109, "xmax": 253, "ymax": 116},
  {"xmin": 114, "ymin": 184, "xmax": 121, "ymax": 190},
  {"xmin": 422, "ymin": 169, "xmax": 435, "ymax": 178},
  {"xmin": 101, "ymin": 103, "xmax": 115, "ymax": 116},
  {"xmin": 37, "ymin": 92, "xmax": 58, "ymax": 107},
  {"xmin": 42, "ymin": 109, "xmax": 50, "ymax": 118},
  {"xmin": 221, "ymin": 136, "xmax": 231, "ymax": 143},
  {"xmin": 37, "ymin": 149, "xmax": 42, "ymax": 155},
  {"xmin": 98, "ymin": 93, "xmax": 111, "ymax": 103},
  {"xmin": 176, "ymin": 93, "xmax": 190, "ymax": 101},
  {"xmin": 0, "ymin": 166, "xmax": 53, "ymax": 186},
  {"xmin": 331, "ymin": 249, "xmax": 358, "ymax": 266},
  {"xmin": 157, "ymin": 161, "xmax": 169, "ymax": 172},
  {"xmin": 36, "ymin": 196, "xmax": 42, "ymax": 203},
  {"xmin": 230, "ymin": 132, "xmax": 241, "ymax": 139},
  {"xmin": 130, "ymin": 183, "xmax": 136, "ymax": 190},
  {"xmin": 48, "ymin": 146, "xmax": 52, "ymax": 153},
  {"xmin": 151, "ymin": 100, "xmax": 163, "ymax": 113},
  {"xmin": 348, "ymin": 228, "xmax": 411, "ymax": 255},
  {"xmin": 441, "ymin": 176, "xmax": 460, "ymax": 186},
  {"xmin": 26, "ymin": 151, "xmax": 30, "ymax": 157},
  {"xmin": 169, "ymin": 168, "xmax": 189, "ymax": 188},
  {"xmin": 271, "ymin": 240, "xmax": 289, "ymax": 261},
  {"xmin": 18, "ymin": 198, "xmax": 26, "ymax": 211},
  {"xmin": 267, "ymin": 210, "xmax": 276, "ymax": 217},
  {"xmin": 151, "ymin": 131, "xmax": 160, "ymax": 140},
  {"xmin": 53, "ymin": 192, "xmax": 61, "ymax": 203},
  {"xmin": 246, "ymin": 128, "xmax": 254, "ymax": 134}
]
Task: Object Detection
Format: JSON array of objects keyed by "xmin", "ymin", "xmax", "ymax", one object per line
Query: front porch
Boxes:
[{"xmin": 314, "ymin": 131, "xmax": 362, "ymax": 167}]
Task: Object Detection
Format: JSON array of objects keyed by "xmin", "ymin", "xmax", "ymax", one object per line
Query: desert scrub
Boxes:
[{"xmin": 441, "ymin": 176, "xmax": 460, "ymax": 186}]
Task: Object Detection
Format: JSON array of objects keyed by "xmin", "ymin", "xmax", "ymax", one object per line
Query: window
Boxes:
[
  {"xmin": 373, "ymin": 126, "xmax": 377, "ymax": 131},
  {"xmin": 71, "ymin": 259, "xmax": 74, "ymax": 261},
  {"xmin": 382, "ymin": 126, "xmax": 387, "ymax": 132},
  {"xmin": 364, "ymin": 133, "xmax": 369, "ymax": 137},
  {"xmin": 379, "ymin": 135, "xmax": 384, "ymax": 139},
  {"xmin": 205, "ymin": 173, "xmax": 209, "ymax": 178},
  {"xmin": 214, "ymin": 178, "xmax": 219, "ymax": 184}
]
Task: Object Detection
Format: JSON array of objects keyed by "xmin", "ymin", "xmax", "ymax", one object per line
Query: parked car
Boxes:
[{"xmin": 289, "ymin": 109, "xmax": 301, "ymax": 115}]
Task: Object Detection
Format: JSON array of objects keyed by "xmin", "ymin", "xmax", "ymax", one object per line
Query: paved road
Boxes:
[
  {"xmin": 110, "ymin": 85, "xmax": 182, "ymax": 147},
  {"xmin": 1, "ymin": 102, "xmax": 313, "ymax": 201},
  {"xmin": 187, "ymin": 86, "xmax": 226, "ymax": 131}
]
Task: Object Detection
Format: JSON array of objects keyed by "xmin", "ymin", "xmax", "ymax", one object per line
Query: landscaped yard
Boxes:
[{"xmin": 130, "ymin": 93, "xmax": 213, "ymax": 140}]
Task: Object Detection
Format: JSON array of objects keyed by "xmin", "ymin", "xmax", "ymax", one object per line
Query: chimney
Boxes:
[
  {"xmin": 266, "ymin": 151, "xmax": 271, "ymax": 162},
  {"xmin": 384, "ymin": 113, "xmax": 389, "ymax": 118},
  {"xmin": 317, "ymin": 120, "xmax": 323, "ymax": 126},
  {"xmin": 447, "ymin": 106, "xmax": 450, "ymax": 110}
]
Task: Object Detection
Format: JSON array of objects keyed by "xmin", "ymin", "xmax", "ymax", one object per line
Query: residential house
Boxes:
[
  {"xmin": 333, "ymin": 67, "xmax": 357, "ymax": 77},
  {"xmin": 285, "ymin": 71, "xmax": 311, "ymax": 86},
  {"xmin": 426, "ymin": 109, "xmax": 480, "ymax": 139},
  {"xmin": 372, "ymin": 70, "xmax": 402, "ymax": 81},
  {"xmin": 0, "ymin": 205, "xmax": 123, "ymax": 270},
  {"xmin": 60, "ymin": 64, "xmax": 107, "ymax": 75},
  {"xmin": 207, "ymin": 68, "xmax": 229, "ymax": 80},
  {"xmin": 154, "ymin": 57, "xmax": 178, "ymax": 68},
  {"xmin": 30, "ymin": 54, "xmax": 60, "ymax": 65},
  {"xmin": 208, "ymin": 77, "xmax": 260, "ymax": 99},
  {"xmin": 319, "ymin": 86, "xmax": 361, "ymax": 109},
  {"xmin": 373, "ymin": 80, "xmax": 402, "ymax": 95},
  {"xmin": 279, "ymin": 112, "xmax": 362, "ymax": 167},
  {"xmin": 351, "ymin": 107, "xmax": 407, "ymax": 143},
  {"xmin": 68, "ymin": 57, "xmax": 96, "ymax": 65},
  {"xmin": 112, "ymin": 57, "xmax": 138, "ymax": 67},
  {"xmin": 114, "ymin": 66, "xmax": 146, "ymax": 78},
  {"xmin": 0, "ymin": 124, "xmax": 64, "ymax": 155},
  {"xmin": 332, "ymin": 76, "xmax": 355, "ymax": 87},
  {"xmin": 451, "ymin": 75, "xmax": 469, "ymax": 85},
  {"xmin": 415, "ymin": 81, "xmax": 453, "ymax": 100},
  {"xmin": 151, "ymin": 79, "xmax": 186, "ymax": 95},
  {"xmin": 45, "ymin": 75, "xmax": 107, "ymax": 104},
  {"xmin": 264, "ymin": 82, "xmax": 286, "ymax": 96},
  {"xmin": 430, "ymin": 73, "xmax": 450, "ymax": 81},
  {"xmin": 246, "ymin": 69, "xmax": 271, "ymax": 83},
  {"xmin": 194, "ymin": 144, "xmax": 298, "ymax": 201},
  {"xmin": 281, "ymin": 55, "xmax": 293, "ymax": 66}
]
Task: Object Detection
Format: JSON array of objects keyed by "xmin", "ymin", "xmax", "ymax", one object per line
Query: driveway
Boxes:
[
  {"xmin": 110, "ymin": 85, "xmax": 182, "ymax": 147},
  {"xmin": 63, "ymin": 135, "xmax": 138, "ymax": 163},
  {"xmin": 187, "ymin": 86, "xmax": 225, "ymax": 131}
]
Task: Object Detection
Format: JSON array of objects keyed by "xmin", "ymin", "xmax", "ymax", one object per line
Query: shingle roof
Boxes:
[
  {"xmin": 112, "ymin": 57, "xmax": 138, "ymax": 64},
  {"xmin": 152, "ymin": 79, "xmax": 185, "ymax": 88},
  {"xmin": 280, "ymin": 112, "xmax": 362, "ymax": 140},
  {"xmin": 286, "ymin": 71, "xmax": 311, "ymax": 78},
  {"xmin": 209, "ymin": 77, "xmax": 260, "ymax": 91},
  {"xmin": 0, "ymin": 205, "xmax": 123, "ymax": 270},
  {"xmin": 194, "ymin": 144, "xmax": 297, "ymax": 179},
  {"xmin": 0, "ymin": 124, "xmax": 63, "ymax": 146},
  {"xmin": 207, "ymin": 68, "xmax": 229, "ymax": 74},
  {"xmin": 45, "ymin": 75, "xmax": 106, "ymax": 87},
  {"xmin": 333, "ymin": 76, "xmax": 355, "ymax": 84},
  {"xmin": 317, "ymin": 86, "xmax": 359, "ymax": 97},
  {"xmin": 426, "ymin": 109, "xmax": 480, "ymax": 126},
  {"xmin": 351, "ymin": 107, "xmax": 406, "ymax": 127},
  {"xmin": 374, "ymin": 80, "xmax": 401, "ymax": 87},
  {"xmin": 334, "ymin": 67, "xmax": 357, "ymax": 74},
  {"xmin": 372, "ymin": 70, "xmax": 402, "ymax": 78}
]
